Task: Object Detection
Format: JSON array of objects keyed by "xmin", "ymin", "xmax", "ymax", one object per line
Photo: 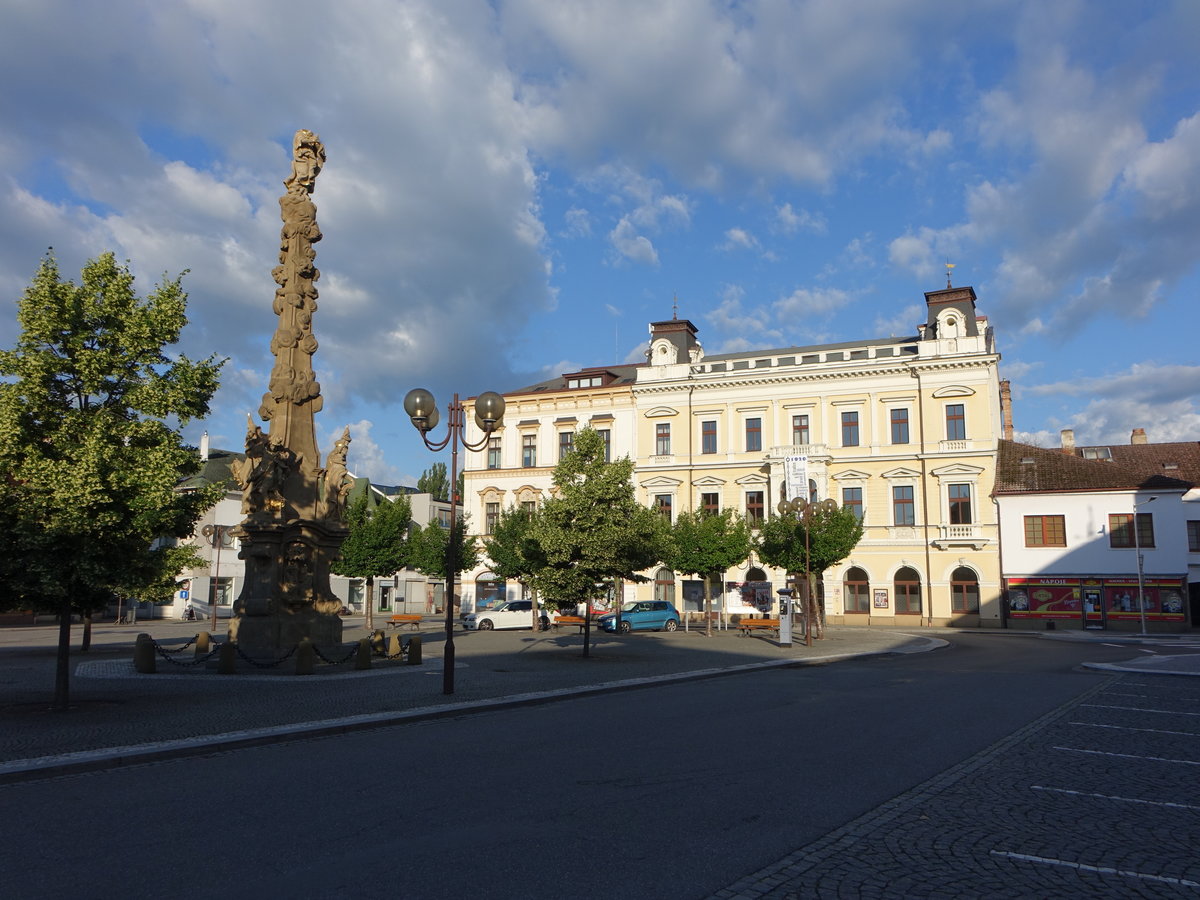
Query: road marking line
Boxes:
[
  {"xmin": 1081, "ymin": 704, "xmax": 1200, "ymax": 717},
  {"xmin": 1053, "ymin": 746, "xmax": 1200, "ymax": 765},
  {"xmin": 991, "ymin": 850, "xmax": 1200, "ymax": 888},
  {"xmin": 1031, "ymin": 785, "xmax": 1200, "ymax": 811},
  {"xmin": 1069, "ymin": 721, "xmax": 1199, "ymax": 737}
]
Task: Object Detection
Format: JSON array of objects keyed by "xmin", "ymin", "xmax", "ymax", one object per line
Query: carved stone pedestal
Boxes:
[{"xmin": 229, "ymin": 519, "xmax": 347, "ymax": 653}]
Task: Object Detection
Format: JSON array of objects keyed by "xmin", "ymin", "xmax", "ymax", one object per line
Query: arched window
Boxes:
[
  {"xmin": 745, "ymin": 566, "xmax": 767, "ymax": 583},
  {"xmin": 654, "ymin": 567, "xmax": 676, "ymax": 606},
  {"xmin": 844, "ymin": 566, "xmax": 870, "ymax": 613},
  {"xmin": 894, "ymin": 567, "xmax": 921, "ymax": 615},
  {"xmin": 951, "ymin": 566, "xmax": 980, "ymax": 614}
]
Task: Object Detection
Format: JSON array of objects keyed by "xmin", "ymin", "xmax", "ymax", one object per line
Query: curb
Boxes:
[{"xmin": 0, "ymin": 637, "xmax": 946, "ymax": 784}]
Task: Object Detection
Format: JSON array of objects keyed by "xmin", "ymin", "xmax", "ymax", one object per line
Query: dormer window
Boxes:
[
  {"xmin": 1082, "ymin": 447, "xmax": 1112, "ymax": 460},
  {"xmin": 564, "ymin": 369, "xmax": 616, "ymax": 390}
]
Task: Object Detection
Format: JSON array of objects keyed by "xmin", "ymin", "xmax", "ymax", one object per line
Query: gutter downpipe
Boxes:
[{"xmin": 909, "ymin": 365, "xmax": 935, "ymax": 627}]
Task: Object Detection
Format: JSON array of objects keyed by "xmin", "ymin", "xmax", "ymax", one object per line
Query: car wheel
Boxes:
[
  {"xmin": 478, "ymin": 619, "xmax": 494, "ymax": 631},
  {"xmin": 619, "ymin": 620, "xmax": 632, "ymax": 634},
  {"xmin": 665, "ymin": 619, "xmax": 678, "ymax": 632}
]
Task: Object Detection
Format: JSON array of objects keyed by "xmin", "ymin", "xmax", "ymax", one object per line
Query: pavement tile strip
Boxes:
[{"xmin": 707, "ymin": 673, "xmax": 1200, "ymax": 899}]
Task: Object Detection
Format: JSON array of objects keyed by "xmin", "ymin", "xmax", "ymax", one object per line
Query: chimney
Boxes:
[
  {"xmin": 200, "ymin": 430, "xmax": 210, "ymax": 461},
  {"xmin": 999, "ymin": 380, "xmax": 1014, "ymax": 441},
  {"xmin": 1131, "ymin": 428, "xmax": 1147, "ymax": 445},
  {"xmin": 1060, "ymin": 428, "xmax": 1075, "ymax": 455}
]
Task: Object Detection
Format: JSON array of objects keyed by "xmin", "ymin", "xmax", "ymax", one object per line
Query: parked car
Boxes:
[
  {"xmin": 463, "ymin": 599, "xmax": 550, "ymax": 631},
  {"xmin": 598, "ymin": 600, "xmax": 681, "ymax": 633}
]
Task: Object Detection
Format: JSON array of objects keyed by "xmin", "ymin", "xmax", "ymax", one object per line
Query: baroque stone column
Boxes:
[{"xmin": 229, "ymin": 130, "xmax": 352, "ymax": 652}]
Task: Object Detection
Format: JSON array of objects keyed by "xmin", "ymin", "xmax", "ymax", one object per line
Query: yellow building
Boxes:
[{"xmin": 462, "ymin": 285, "xmax": 1003, "ymax": 627}]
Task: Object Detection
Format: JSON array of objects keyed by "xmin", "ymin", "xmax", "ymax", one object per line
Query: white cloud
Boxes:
[
  {"xmin": 873, "ymin": 304, "xmax": 924, "ymax": 338},
  {"xmin": 718, "ymin": 228, "xmax": 760, "ymax": 252},
  {"xmin": 609, "ymin": 217, "xmax": 659, "ymax": 265},
  {"xmin": 775, "ymin": 203, "xmax": 827, "ymax": 235}
]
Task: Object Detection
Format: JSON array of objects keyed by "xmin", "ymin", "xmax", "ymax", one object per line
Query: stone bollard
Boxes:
[
  {"xmin": 354, "ymin": 637, "xmax": 372, "ymax": 670},
  {"xmin": 406, "ymin": 634, "xmax": 422, "ymax": 665},
  {"xmin": 194, "ymin": 631, "xmax": 211, "ymax": 658},
  {"xmin": 370, "ymin": 628, "xmax": 386, "ymax": 655},
  {"xmin": 133, "ymin": 633, "xmax": 156, "ymax": 674},
  {"xmin": 218, "ymin": 640, "xmax": 237, "ymax": 674},
  {"xmin": 388, "ymin": 633, "xmax": 404, "ymax": 659},
  {"xmin": 295, "ymin": 637, "xmax": 316, "ymax": 676}
]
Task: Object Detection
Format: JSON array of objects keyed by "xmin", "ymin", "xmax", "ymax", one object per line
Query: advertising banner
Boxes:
[
  {"xmin": 1104, "ymin": 577, "xmax": 1186, "ymax": 621},
  {"xmin": 1006, "ymin": 577, "xmax": 1080, "ymax": 618},
  {"xmin": 784, "ymin": 455, "xmax": 807, "ymax": 501},
  {"xmin": 1007, "ymin": 576, "xmax": 1185, "ymax": 621}
]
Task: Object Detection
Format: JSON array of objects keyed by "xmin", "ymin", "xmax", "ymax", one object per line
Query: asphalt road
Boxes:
[{"xmin": 1, "ymin": 634, "xmax": 1193, "ymax": 899}]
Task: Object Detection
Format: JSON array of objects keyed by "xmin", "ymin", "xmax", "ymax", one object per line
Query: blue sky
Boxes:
[{"xmin": 2, "ymin": 0, "xmax": 1198, "ymax": 485}]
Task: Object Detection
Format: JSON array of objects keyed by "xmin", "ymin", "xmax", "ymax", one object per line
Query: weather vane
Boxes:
[{"xmin": 945, "ymin": 262, "xmax": 956, "ymax": 289}]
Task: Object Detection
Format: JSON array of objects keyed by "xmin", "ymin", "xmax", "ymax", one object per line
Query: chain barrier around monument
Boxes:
[{"xmin": 133, "ymin": 631, "xmax": 422, "ymax": 674}]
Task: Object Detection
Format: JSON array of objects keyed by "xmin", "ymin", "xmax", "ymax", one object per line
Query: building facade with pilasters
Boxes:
[{"xmin": 461, "ymin": 285, "xmax": 1005, "ymax": 627}]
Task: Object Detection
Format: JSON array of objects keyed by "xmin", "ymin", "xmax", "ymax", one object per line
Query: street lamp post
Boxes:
[
  {"xmin": 1133, "ymin": 495, "xmax": 1157, "ymax": 637},
  {"xmin": 201, "ymin": 523, "xmax": 233, "ymax": 631},
  {"xmin": 404, "ymin": 387, "xmax": 506, "ymax": 695}
]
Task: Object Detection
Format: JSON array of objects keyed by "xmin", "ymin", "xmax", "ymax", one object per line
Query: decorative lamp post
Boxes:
[
  {"xmin": 404, "ymin": 388, "xmax": 506, "ymax": 695},
  {"xmin": 201, "ymin": 524, "xmax": 234, "ymax": 631},
  {"xmin": 1133, "ymin": 495, "xmax": 1157, "ymax": 637}
]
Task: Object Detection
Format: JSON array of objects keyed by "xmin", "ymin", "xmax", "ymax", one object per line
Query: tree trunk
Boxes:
[
  {"xmin": 582, "ymin": 602, "xmax": 591, "ymax": 658},
  {"xmin": 704, "ymin": 574, "xmax": 713, "ymax": 637},
  {"xmin": 53, "ymin": 597, "xmax": 72, "ymax": 711},
  {"xmin": 80, "ymin": 611, "xmax": 93, "ymax": 652}
]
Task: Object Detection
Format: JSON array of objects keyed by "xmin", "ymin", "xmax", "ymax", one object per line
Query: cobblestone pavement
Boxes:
[{"xmin": 708, "ymin": 671, "xmax": 1200, "ymax": 899}]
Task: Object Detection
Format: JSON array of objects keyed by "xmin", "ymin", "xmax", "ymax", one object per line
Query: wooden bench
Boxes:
[
  {"xmin": 552, "ymin": 615, "xmax": 588, "ymax": 633},
  {"xmin": 386, "ymin": 614, "xmax": 423, "ymax": 630},
  {"xmin": 737, "ymin": 618, "xmax": 780, "ymax": 636}
]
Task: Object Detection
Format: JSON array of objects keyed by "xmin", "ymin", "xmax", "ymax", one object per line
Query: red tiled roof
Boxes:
[{"xmin": 994, "ymin": 440, "xmax": 1192, "ymax": 495}]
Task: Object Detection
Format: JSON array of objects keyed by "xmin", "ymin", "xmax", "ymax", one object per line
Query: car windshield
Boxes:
[{"xmin": 620, "ymin": 602, "xmax": 644, "ymax": 613}]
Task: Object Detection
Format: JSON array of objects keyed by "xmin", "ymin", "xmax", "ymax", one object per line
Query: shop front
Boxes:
[{"xmin": 1004, "ymin": 575, "xmax": 1188, "ymax": 630}]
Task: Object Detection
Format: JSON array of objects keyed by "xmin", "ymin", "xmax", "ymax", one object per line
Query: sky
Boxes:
[{"xmin": 2, "ymin": 0, "xmax": 1198, "ymax": 486}]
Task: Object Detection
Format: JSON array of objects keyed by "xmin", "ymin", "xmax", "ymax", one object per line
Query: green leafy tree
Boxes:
[
  {"xmin": 416, "ymin": 461, "xmax": 463, "ymax": 503},
  {"xmin": 483, "ymin": 505, "xmax": 548, "ymax": 630},
  {"xmin": 663, "ymin": 508, "xmax": 754, "ymax": 637},
  {"xmin": 331, "ymin": 491, "xmax": 412, "ymax": 630},
  {"xmin": 757, "ymin": 501, "xmax": 863, "ymax": 638},
  {"xmin": 527, "ymin": 428, "xmax": 666, "ymax": 656},
  {"xmin": 408, "ymin": 514, "xmax": 479, "ymax": 615},
  {"xmin": 0, "ymin": 252, "xmax": 223, "ymax": 708}
]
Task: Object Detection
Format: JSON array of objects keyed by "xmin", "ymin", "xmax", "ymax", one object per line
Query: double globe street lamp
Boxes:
[{"xmin": 403, "ymin": 388, "xmax": 506, "ymax": 695}]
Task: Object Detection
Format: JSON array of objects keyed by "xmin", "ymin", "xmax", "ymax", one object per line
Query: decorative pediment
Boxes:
[
  {"xmin": 831, "ymin": 469, "xmax": 871, "ymax": 481},
  {"xmin": 644, "ymin": 406, "xmax": 678, "ymax": 418},
  {"xmin": 640, "ymin": 475, "xmax": 683, "ymax": 489},
  {"xmin": 931, "ymin": 385, "xmax": 975, "ymax": 398},
  {"xmin": 735, "ymin": 473, "xmax": 768, "ymax": 486},
  {"xmin": 692, "ymin": 475, "xmax": 727, "ymax": 487},
  {"xmin": 881, "ymin": 466, "xmax": 922, "ymax": 480},
  {"xmin": 930, "ymin": 463, "xmax": 985, "ymax": 478}
]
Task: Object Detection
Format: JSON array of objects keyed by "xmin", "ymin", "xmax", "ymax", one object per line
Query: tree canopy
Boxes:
[
  {"xmin": 331, "ymin": 490, "xmax": 412, "ymax": 627},
  {"xmin": 416, "ymin": 461, "xmax": 463, "ymax": 503},
  {"xmin": 408, "ymin": 515, "xmax": 479, "ymax": 581},
  {"xmin": 663, "ymin": 507, "xmax": 754, "ymax": 635},
  {"xmin": 0, "ymin": 251, "xmax": 223, "ymax": 707},
  {"xmin": 756, "ymin": 501, "xmax": 864, "ymax": 577},
  {"xmin": 527, "ymin": 428, "xmax": 665, "ymax": 617}
]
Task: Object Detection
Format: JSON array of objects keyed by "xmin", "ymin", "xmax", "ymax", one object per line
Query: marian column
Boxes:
[{"xmin": 230, "ymin": 129, "xmax": 351, "ymax": 652}]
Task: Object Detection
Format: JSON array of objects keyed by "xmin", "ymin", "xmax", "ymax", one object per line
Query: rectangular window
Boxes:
[
  {"xmin": 1109, "ymin": 513, "xmax": 1154, "ymax": 549},
  {"xmin": 792, "ymin": 414, "xmax": 810, "ymax": 446},
  {"xmin": 842, "ymin": 411, "xmax": 860, "ymax": 447},
  {"xmin": 656, "ymin": 423, "xmax": 671, "ymax": 456},
  {"xmin": 948, "ymin": 484, "xmax": 972, "ymax": 525},
  {"xmin": 890, "ymin": 408, "xmax": 909, "ymax": 445},
  {"xmin": 842, "ymin": 487, "xmax": 863, "ymax": 522},
  {"xmin": 486, "ymin": 437, "xmax": 501, "ymax": 469},
  {"xmin": 654, "ymin": 494, "xmax": 673, "ymax": 522},
  {"xmin": 485, "ymin": 502, "xmax": 499, "ymax": 535},
  {"xmin": 1190, "ymin": 521, "xmax": 1200, "ymax": 553},
  {"xmin": 521, "ymin": 501, "xmax": 536, "ymax": 515},
  {"xmin": 745, "ymin": 418, "xmax": 762, "ymax": 452},
  {"xmin": 892, "ymin": 485, "xmax": 915, "ymax": 526},
  {"xmin": 701, "ymin": 492, "xmax": 720, "ymax": 516},
  {"xmin": 746, "ymin": 490, "xmax": 764, "ymax": 524},
  {"xmin": 945, "ymin": 404, "xmax": 966, "ymax": 441},
  {"xmin": 558, "ymin": 431, "xmax": 574, "ymax": 460},
  {"xmin": 597, "ymin": 429, "xmax": 611, "ymax": 462},
  {"xmin": 1024, "ymin": 515, "xmax": 1066, "ymax": 547},
  {"xmin": 701, "ymin": 420, "xmax": 717, "ymax": 454},
  {"xmin": 521, "ymin": 434, "xmax": 536, "ymax": 468}
]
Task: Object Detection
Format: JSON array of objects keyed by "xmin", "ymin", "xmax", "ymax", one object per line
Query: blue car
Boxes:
[{"xmin": 599, "ymin": 600, "xmax": 681, "ymax": 633}]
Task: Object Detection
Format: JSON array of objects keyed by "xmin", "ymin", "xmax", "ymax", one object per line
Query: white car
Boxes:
[{"xmin": 463, "ymin": 599, "xmax": 550, "ymax": 631}]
